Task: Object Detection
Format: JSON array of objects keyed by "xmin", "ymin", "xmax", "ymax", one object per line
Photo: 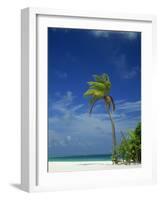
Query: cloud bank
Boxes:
[
  {"xmin": 48, "ymin": 91, "xmax": 141, "ymax": 157},
  {"xmin": 90, "ymin": 30, "xmax": 139, "ymax": 40}
]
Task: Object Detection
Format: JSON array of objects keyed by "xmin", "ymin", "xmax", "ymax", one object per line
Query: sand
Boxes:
[{"xmin": 48, "ymin": 161, "xmax": 141, "ymax": 172}]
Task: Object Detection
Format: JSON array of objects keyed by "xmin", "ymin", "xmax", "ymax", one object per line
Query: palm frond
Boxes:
[
  {"xmin": 88, "ymin": 81, "xmax": 106, "ymax": 91},
  {"xmin": 104, "ymin": 81, "xmax": 111, "ymax": 90},
  {"xmin": 93, "ymin": 73, "xmax": 110, "ymax": 83},
  {"xmin": 84, "ymin": 89, "xmax": 104, "ymax": 98},
  {"xmin": 83, "ymin": 89, "xmax": 95, "ymax": 97},
  {"xmin": 90, "ymin": 74, "xmax": 111, "ymax": 95},
  {"xmin": 102, "ymin": 73, "xmax": 110, "ymax": 82},
  {"xmin": 89, "ymin": 97, "xmax": 99, "ymax": 115}
]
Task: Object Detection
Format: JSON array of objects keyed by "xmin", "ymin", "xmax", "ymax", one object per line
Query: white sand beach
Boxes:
[{"xmin": 48, "ymin": 161, "xmax": 141, "ymax": 172}]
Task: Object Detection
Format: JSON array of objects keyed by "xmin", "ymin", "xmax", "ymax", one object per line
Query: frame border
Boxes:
[{"xmin": 21, "ymin": 7, "xmax": 156, "ymax": 192}]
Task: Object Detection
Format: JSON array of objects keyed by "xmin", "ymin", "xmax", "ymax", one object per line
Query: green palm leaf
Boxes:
[
  {"xmin": 88, "ymin": 81, "xmax": 106, "ymax": 90},
  {"xmin": 93, "ymin": 73, "xmax": 110, "ymax": 83},
  {"xmin": 84, "ymin": 89, "xmax": 104, "ymax": 98},
  {"xmin": 89, "ymin": 97, "xmax": 99, "ymax": 115}
]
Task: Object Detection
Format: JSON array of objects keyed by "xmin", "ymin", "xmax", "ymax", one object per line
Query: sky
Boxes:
[{"xmin": 48, "ymin": 27, "xmax": 141, "ymax": 158}]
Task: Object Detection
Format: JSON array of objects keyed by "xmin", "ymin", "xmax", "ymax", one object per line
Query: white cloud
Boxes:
[
  {"xmin": 55, "ymin": 70, "xmax": 68, "ymax": 79},
  {"xmin": 67, "ymin": 135, "xmax": 71, "ymax": 141},
  {"xmin": 52, "ymin": 91, "xmax": 75, "ymax": 111},
  {"xmin": 120, "ymin": 31, "xmax": 138, "ymax": 40},
  {"xmin": 90, "ymin": 30, "xmax": 110, "ymax": 38},
  {"xmin": 123, "ymin": 68, "xmax": 138, "ymax": 79},
  {"xmin": 49, "ymin": 92, "xmax": 141, "ymax": 151},
  {"xmin": 113, "ymin": 54, "xmax": 139, "ymax": 79},
  {"xmin": 117, "ymin": 101, "xmax": 141, "ymax": 113},
  {"xmin": 63, "ymin": 91, "xmax": 74, "ymax": 103},
  {"xmin": 90, "ymin": 30, "xmax": 138, "ymax": 40},
  {"xmin": 71, "ymin": 104, "xmax": 84, "ymax": 112},
  {"xmin": 52, "ymin": 91, "xmax": 85, "ymax": 114}
]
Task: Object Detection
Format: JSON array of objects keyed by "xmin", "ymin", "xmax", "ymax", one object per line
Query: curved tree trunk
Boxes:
[
  {"xmin": 104, "ymin": 99, "xmax": 117, "ymax": 162},
  {"xmin": 107, "ymin": 109, "xmax": 117, "ymax": 149}
]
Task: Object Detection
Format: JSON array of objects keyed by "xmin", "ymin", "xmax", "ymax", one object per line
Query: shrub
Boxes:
[{"xmin": 112, "ymin": 122, "xmax": 141, "ymax": 164}]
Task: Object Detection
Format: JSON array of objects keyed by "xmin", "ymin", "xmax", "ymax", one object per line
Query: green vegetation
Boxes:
[
  {"xmin": 83, "ymin": 73, "xmax": 118, "ymax": 162},
  {"xmin": 112, "ymin": 122, "xmax": 141, "ymax": 164}
]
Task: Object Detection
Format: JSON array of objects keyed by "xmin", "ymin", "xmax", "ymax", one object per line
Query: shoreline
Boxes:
[{"xmin": 48, "ymin": 161, "xmax": 141, "ymax": 172}]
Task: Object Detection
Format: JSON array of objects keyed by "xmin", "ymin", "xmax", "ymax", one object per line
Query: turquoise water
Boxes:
[{"xmin": 48, "ymin": 154, "xmax": 112, "ymax": 162}]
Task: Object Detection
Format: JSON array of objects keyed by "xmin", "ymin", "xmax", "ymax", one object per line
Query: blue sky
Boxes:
[{"xmin": 48, "ymin": 28, "xmax": 141, "ymax": 157}]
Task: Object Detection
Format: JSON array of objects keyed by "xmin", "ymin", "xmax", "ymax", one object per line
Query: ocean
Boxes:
[{"xmin": 48, "ymin": 154, "xmax": 112, "ymax": 162}]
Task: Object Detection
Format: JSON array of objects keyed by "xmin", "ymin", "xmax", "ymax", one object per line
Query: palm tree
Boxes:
[{"xmin": 83, "ymin": 73, "xmax": 117, "ymax": 162}]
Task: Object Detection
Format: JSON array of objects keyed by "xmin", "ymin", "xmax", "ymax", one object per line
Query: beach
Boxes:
[{"xmin": 48, "ymin": 161, "xmax": 141, "ymax": 172}]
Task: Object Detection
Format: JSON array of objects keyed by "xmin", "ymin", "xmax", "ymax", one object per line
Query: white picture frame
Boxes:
[{"xmin": 21, "ymin": 7, "xmax": 157, "ymax": 192}]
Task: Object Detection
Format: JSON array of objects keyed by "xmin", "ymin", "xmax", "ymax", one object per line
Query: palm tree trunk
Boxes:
[
  {"xmin": 104, "ymin": 100, "xmax": 117, "ymax": 160},
  {"xmin": 107, "ymin": 108, "xmax": 117, "ymax": 150}
]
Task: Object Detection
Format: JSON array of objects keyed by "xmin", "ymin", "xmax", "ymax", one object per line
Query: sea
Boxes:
[{"xmin": 48, "ymin": 154, "xmax": 112, "ymax": 162}]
